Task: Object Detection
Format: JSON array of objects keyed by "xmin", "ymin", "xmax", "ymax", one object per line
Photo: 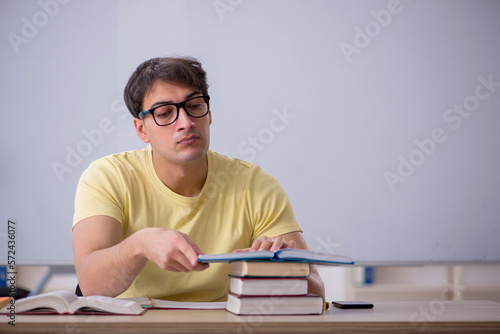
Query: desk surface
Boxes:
[{"xmin": 3, "ymin": 300, "xmax": 500, "ymax": 333}]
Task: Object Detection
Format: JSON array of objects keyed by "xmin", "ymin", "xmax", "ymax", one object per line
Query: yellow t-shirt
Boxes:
[{"xmin": 73, "ymin": 147, "xmax": 302, "ymax": 301}]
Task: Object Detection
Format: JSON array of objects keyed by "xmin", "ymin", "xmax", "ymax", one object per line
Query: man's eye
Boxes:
[
  {"xmin": 188, "ymin": 103, "xmax": 203, "ymax": 109},
  {"xmin": 156, "ymin": 107, "xmax": 174, "ymax": 118}
]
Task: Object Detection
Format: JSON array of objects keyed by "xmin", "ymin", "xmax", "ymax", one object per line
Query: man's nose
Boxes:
[{"xmin": 175, "ymin": 108, "xmax": 195, "ymax": 130}]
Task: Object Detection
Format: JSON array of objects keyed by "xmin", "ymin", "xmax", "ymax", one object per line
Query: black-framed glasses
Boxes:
[{"xmin": 139, "ymin": 95, "xmax": 210, "ymax": 126}]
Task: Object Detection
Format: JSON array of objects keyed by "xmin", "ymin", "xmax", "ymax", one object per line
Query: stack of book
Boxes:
[
  {"xmin": 226, "ymin": 260, "xmax": 323, "ymax": 315},
  {"xmin": 198, "ymin": 248, "xmax": 355, "ymax": 316}
]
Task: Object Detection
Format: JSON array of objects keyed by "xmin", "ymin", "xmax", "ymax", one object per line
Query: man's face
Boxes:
[{"xmin": 135, "ymin": 81, "xmax": 211, "ymax": 166}]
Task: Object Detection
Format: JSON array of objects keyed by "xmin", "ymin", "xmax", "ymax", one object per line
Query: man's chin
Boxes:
[{"xmin": 175, "ymin": 147, "xmax": 209, "ymax": 164}]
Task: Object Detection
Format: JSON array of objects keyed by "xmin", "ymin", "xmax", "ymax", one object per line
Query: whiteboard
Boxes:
[{"xmin": 1, "ymin": 0, "xmax": 499, "ymax": 265}]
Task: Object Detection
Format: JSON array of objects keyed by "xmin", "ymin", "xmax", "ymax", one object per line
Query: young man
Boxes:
[{"xmin": 72, "ymin": 57, "xmax": 324, "ymax": 302}]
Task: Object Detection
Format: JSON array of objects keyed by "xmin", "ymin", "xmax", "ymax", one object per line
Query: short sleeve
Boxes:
[
  {"xmin": 72, "ymin": 158, "xmax": 125, "ymax": 229},
  {"xmin": 245, "ymin": 166, "xmax": 302, "ymax": 242}
]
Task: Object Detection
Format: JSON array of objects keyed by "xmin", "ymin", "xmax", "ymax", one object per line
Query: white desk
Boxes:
[{"xmin": 3, "ymin": 300, "xmax": 500, "ymax": 333}]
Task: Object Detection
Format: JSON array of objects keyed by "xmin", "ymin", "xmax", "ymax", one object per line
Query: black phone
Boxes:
[{"xmin": 332, "ymin": 301, "xmax": 374, "ymax": 309}]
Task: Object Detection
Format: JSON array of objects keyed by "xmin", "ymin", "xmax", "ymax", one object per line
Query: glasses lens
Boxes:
[
  {"xmin": 153, "ymin": 105, "xmax": 177, "ymax": 125},
  {"xmin": 185, "ymin": 97, "xmax": 208, "ymax": 117}
]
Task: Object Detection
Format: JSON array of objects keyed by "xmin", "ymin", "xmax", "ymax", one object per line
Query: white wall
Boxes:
[{"xmin": 1, "ymin": 0, "xmax": 500, "ymax": 265}]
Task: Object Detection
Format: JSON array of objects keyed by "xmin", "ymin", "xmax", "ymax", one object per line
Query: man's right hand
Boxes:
[
  {"xmin": 137, "ymin": 228, "xmax": 209, "ymax": 272},
  {"xmin": 72, "ymin": 216, "xmax": 208, "ymax": 297}
]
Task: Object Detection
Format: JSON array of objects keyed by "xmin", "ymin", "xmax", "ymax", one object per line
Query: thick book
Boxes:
[
  {"xmin": 0, "ymin": 290, "xmax": 145, "ymax": 315},
  {"xmin": 230, "ymin": 260, "xmax": 311, "ymax": 277},
  {"xmin": 198, "ymin": 248, "xmax": 354, "ymax": 266},
  {"xmin": 123, "ymin": 296, "xmax": 226, "ymax": 309},
  {"xmin": 230, "ymin": 277, "xmax": 308, "ymax": 296},
  {"xmin": 226, "ymin": 293, "xmax": 324, "ymax": 315}
]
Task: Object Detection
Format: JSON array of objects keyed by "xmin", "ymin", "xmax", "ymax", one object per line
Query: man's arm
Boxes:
[
  {"xmin": 234, "ymin": 231, "xmax": 326, "ymax": 299},
  {"xmin": 72, "ymin": 215, "xmax": 208, "ymax": 297},
  {"xmin": 280, "ymin": 231, "xmax": 325, "ymax": 299}
]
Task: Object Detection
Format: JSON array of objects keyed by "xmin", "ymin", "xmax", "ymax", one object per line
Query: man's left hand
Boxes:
[{"xmin": 233, "ymin": 235, "xmax": 296, "ymax": 253}]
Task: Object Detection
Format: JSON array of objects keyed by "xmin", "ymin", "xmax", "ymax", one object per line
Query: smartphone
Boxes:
[{"xmin": 332, "ymin": 301, "xmax": 374, "ymax": 309}]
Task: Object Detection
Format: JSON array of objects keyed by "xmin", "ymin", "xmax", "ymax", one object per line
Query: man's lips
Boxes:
[{"xmin": 178, "ymin": 135, "xmax": 199, "ymax": 144}]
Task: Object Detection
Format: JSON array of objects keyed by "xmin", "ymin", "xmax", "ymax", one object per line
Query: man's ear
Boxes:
[
  {"xmin": 134, "ymin": 118, "xmax": 150, "ymax": 143},
  {"xmin": 208, "ymin": 110, "xmax": 212, "ymax": 125}
]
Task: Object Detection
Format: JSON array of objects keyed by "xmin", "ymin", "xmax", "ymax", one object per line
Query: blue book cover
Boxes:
[{"xmin": 198, "ymin": 249, "xmax": 354, "ymax": 266}]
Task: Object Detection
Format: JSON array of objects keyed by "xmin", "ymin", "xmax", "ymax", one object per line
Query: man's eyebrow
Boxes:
[{"xmin": 149, "ymin": 91, "xmax": 202, "ymax": 109}]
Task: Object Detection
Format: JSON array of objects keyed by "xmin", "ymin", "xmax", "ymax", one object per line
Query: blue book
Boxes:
[{"xmin": 198, "ymin": 248, "xmax": 354, "ymax": 266}]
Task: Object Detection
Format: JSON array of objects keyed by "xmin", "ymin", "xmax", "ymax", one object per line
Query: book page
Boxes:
[
  {"xmin": 199, "ymin": 249, "xmax": 354, "ymax": 265},
  {"xmin": 8, "ymin": 290, "xmax": 77, "ymax": 314},
  {"xmin": 122, "ymin": 297, "xmax": 226, "ymax": 310},
  {"xmin": 70, "ymin": 296, "xmax": 144, "ymax": 314},
  {"xmin": 276, "ymin": 249, "xmax": 354, "ymax": 265},
  {"xmin": 198, "ymin": 250, "xmax": 276, "ymax": 262}
]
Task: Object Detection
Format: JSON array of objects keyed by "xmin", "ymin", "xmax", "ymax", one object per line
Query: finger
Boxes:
[
  {"xmin": 162, "ymin": 237, "xmax": 201, "ymax": 272},
  {"xmin": 167, "ymin": 231, "xmax": 209, "ymax": 272},
  {"xmin": 167, "ymin": 256, "xmax": 208, "ymax": 272},
  {"xmin": 168, "ymin": 248, "xmax": 197, "ymax": 272},
  {"xmin": 232, "ymin": 247, "xmax": 252, "ymax": 253},
  {"xmin": 160, "ymin": 254, "xmax": 187, "ymax": 272},
  {"xmin": 184, "ymin": 235, "xmax": 206, "ymax": 255},
  {"xmin": 178, "ymin": 233, "xmax": 206, "ymax": 267},
  {"xmin": 257, "ymin": 237, "xmax": 275, "ymax": 251},
  {"xmin": 249, "ymin": 237, "xmax": 265, "ymax": 251},
  {"xmin": 270, "ymin": 237, "xmax": 285, "ymax": 251},
  {"xmin": 192, "ymin": 262, "xmax": 210, "ymax": 271},
  {"xmin": 183, "ymin": 239, "xmax": 210, "ymax": 271},
  {"xmin": 165, "ymin": 263, "xmax": 184, "ymax": 272},
  {"xmin": 288, "ymin": 240, "xmax": 297, "ymax": 249}
]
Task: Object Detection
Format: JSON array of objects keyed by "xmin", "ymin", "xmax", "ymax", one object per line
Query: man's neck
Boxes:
[{"xmin": 152, "ymin": 152, "xmax": 208, "ymax": 197}]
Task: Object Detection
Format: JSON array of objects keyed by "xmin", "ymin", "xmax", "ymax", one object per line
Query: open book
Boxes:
[
  {"xmin": 0, "ymin": 290, "xmax": 145, "ymax": 315},
  {"xmin": 198, "ymin": 248, "xmax": 354, "ymax": 266},
  {"xmin": 122, "ymin": 296, "xmax": 226, "ymax": 310}
]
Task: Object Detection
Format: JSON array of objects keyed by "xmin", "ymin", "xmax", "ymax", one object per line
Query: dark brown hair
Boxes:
[{"xmin": 123, "ymin": 56, "xmax": 209, "ymax": 118}]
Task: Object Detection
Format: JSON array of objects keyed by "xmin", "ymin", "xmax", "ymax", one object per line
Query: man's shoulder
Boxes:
[
  {"xmin": 85, "ymin": 147, "xmax": 150, "ymax": 175},
  {"xmin": 209, "ymin": 150, "xmax": 255, "ymax": 170},
  {"xmin": 94, "ymin": 147, "xmax": 148, "ymax": 164},
  {"xmin": 208, "ymin": 150, "xmax": 276, "ymax": 186}
]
